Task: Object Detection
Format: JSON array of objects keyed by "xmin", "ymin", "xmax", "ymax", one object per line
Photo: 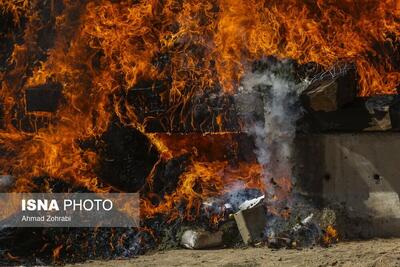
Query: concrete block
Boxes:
[{"xmin": 295, "ymin": 133, "xmax": 400, "ymax": 237}]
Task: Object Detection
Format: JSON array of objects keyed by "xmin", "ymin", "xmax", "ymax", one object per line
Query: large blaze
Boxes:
[{"xmin": 0, "ymin": 0, "xmax": 399, "ymax": 226}]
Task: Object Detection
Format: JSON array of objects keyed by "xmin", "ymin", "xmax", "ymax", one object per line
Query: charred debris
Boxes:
[{"xmin": 2, "ymin": 58, "xmax": 378, "ymax": 265}]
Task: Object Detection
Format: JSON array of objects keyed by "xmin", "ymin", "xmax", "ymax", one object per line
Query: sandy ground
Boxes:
[{"xmin": 68, "ymin": 238, "xmax": 400, "ymax": 267}]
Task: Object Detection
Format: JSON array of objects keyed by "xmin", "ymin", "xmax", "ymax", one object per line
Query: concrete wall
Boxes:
[{"xmin": 295, "ymin": 133, "xmax": 400, "ymax": 237}]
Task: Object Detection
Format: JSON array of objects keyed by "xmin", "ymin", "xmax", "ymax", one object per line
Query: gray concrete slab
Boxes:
[{"xmin": 295, "ymin": 133, "xmax": 400, "ymax": 237}]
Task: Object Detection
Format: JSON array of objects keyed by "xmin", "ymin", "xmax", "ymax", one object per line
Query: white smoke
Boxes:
[{"xmin": 237, "ymin": 59, "xmax": 307, "ymax": 201}]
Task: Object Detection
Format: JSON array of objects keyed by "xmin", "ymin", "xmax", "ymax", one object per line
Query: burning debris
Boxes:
[
  {"xmin": 0, "ymin": 0, "xmax": 398, "ymax": 265},
  {"xmin": 180, "ymin": 193, "xmax": 338, "ymax": 251}
]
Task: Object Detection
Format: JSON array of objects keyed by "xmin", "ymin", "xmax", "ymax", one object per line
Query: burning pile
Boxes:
[{"xmin": 0, "ymin": 0, "xmax": 399, "ymax": 265}]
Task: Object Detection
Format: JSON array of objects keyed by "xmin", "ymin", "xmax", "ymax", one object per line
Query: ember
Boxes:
[
  {"xmin": 0, "ymin": 0, "xmax": 399, "ymax": 265},
  {"xmin": 323, "ymin": 225, "xmax": 339, "ymax": 246}
]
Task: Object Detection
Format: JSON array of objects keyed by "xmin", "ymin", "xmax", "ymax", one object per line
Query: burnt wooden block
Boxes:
[
  {"xmin": 302, "ymin": 98, "xmax": 370, "ymax": 132},
  {"xmin": 25, "ymin": 82, "xmax": 63, "ymax": 112},
  {"xmin": 127, "ymin": 82, "xmax": 239, "ymax": 133},
  {"xmin": 301, "ymin": 68, "xmax": 357, "ymax": 112},
  {"xmin": 303, "ymin": 95, "xmax": 400, "ymax": 132}
]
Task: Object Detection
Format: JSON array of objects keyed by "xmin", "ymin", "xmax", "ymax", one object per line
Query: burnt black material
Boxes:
[
  {"xmin": 389, "ymin": 96, "xmax": 400, "ymax": 130},
  {"xmin": 25, "ymin": 83, "xmax": 63, "ymax": 112},
  {"xmin": 150, "ymin": 155, "xmax": 189, "ymax": 197},
  {"xmin": 97, "ymin": 121, "xmax": 159, "ymax": 192},
  {"xmin": 77, "ymin": 118, "xmax": 165, "ymax": 193},
  {"xmin": 126, "ymin": 81, "xmax": 239, "ymax": 133},
  {"xmin": 301, "ymin": 98, "xmax": 371, "ymax": 132}
]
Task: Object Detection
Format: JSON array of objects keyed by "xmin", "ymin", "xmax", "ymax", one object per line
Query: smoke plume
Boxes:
[{"xmin": 237, "ymin": 59, "xmax": 306, "ymax": 204}]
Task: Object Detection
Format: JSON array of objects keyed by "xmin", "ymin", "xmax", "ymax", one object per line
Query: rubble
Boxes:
[
  {"xmin": 292, "ymin": 213, "xmax": 314, "ymax": 231},
  {"xmin": 266, "ymin": 213, "xmax": 323, "ymax": 249},
  {"xmin": 197, "ymin": 194, "xmax": 331, "ymax": 249},
  {"xmin": 289, "ymin": 214, "xmax": 321, "ymax": 247}
]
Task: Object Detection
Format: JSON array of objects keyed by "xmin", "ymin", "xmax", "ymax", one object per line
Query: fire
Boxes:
[
  {"xmin": 215, "ymin": 0, "xmax": 400, "ymax": 95},
  {"xmin": 147, "ymin": 132, "xmax": 240, "ymax": 161},
  {"xmin": 142, "ymin": 160, "xmax": 264, "ymax": 221},
  {"xmin": 0, "ymin": 0, "xmax": 29, "ymax": 25},
  {"xmin": 52, "ymin": 244, "xmax": 63, "ymax": 262},
  {"xmin": 0, "ymin": 0, "xmax": 399, "ymax": 223},
  {"xmin": 322, "ymin": 225, "xmax": 339, "ymax": 245}
]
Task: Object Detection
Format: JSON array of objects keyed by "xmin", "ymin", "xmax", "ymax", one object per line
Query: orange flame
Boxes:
[
  {"xmin": 322, "ymin": 225, "xmax": 339, "ymax": 245},
  {"xmin": 0, "ymin": 0, "xmax": 399, "ymax": 221},
  {"xmin": 142, "ymin": 160, "xmax": 264, "ymax": 221},
  {"xmin": 52, "ymin": 244, "xmax": 63, "ymax": 262}
]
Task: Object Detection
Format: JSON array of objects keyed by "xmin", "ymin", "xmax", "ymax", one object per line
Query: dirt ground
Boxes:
[{"xmin": 68, "ymin": 238, "xmax": 400, "ymax": 267}]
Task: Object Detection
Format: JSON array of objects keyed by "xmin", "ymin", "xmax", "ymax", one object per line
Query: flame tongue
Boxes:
[{"xmin": 0, "ymin": 0, "xmax": 399, "ymax": 222}]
